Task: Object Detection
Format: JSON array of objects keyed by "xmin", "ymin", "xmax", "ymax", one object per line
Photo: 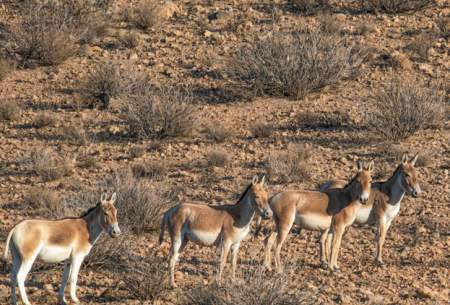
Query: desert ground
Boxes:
[{"xmin": 0, "ymin": 0, "xmax": 449, "ymax": 304}]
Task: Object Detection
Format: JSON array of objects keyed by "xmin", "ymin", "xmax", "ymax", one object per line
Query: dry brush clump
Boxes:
[
  {"xmin": 125, "ymin": 85, "xmax": 198, "ymax": 139},
  {"xmin": 206, "ymin": 148, "xmax": 232, "ymax": 167},
  {"xmin": 124, "ymin": 0, "xmax": 162, "ymax": 30},
  {"xmin": 267, "ymin": 144, "xmax": 312, "ymax": 183},
  {"xmin": 0, "ymin": 58, "xmax": 14, "ymax": 80},
  {"xmin": 291, "ymin": 0, "xmax": 331, "ymax": 15},
  {"xmin": 131, "ymin": 159, "xmax": 169, "ymax": 180},
  {"xmin": 29, "ymin": 147, "xmax": 74, "ymax": 182},
  {"xmin": 33, "ymin": 112, "xmax": 57, "ymax": 128},
  {"xmin": 250, "ymin": 123, "xmax": 274, "ymax": 138},
  {"xmin": 61, "ymin": 122, "xmax": 89, "ymax": 145},
  {"xmin": 26, "ymin": 187, "xmax": 66, "ymax": 218},
  {"xmin": 405, "ymin": 33, "xmax": 434, "ymax": 61},
  {"xmin": 362, "ymin": 0, "xmax": 434, "ymax": 13},
  {"xmin": 0, "ymin": 99, "xmax": 21, "ymax": 121},
  {"xmin": 226, "ymin": 29, "xmax": 364, "ymax": 100},
  {"xmin": 204, "ymin": 122, "xmax": 236, "ymax": 143},
  {"xmin": 296, "ymin": 111, "xmax": 351, "ymax": 129},
  {"xmin": 5, "ymin": 0, "xmax": 109, "ymax": 67},
  {"xmin": 367, "ymin": 79, "xmax": 446, "ymax": 141}
]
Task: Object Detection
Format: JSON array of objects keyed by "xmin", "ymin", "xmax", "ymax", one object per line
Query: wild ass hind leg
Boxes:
[
  {"xmin": 319, "ymin": 228, "xmax": 330, "ymax": 269},
  {"xmin": 230, "ymin": 243, "xmax": 240, "ymax": 279},
  {"xmin": 217, "ymin": 240, "xmax": 231, "ymax": 283},
  {"xmin": 10, "ymin": 245, "xmax": 21, "ymax": 305},
  {"xmin": 16, "ymin": 255, "xmax": 35, "ymax": 305},
  {"xmin": 329, "ymin": 224, "xmax": 345, "ymax": 272},
  {"xmin": 58, "ymin": 261, "xmax": 71, "ymax": 305},
  {"xmin": 375, "ymin": 218, "xmax": 391, "ymax": 266},
  {"xmin": 169, "ymin": 235, "xmax": 184, "ymax": 288},
  {"xmin": 263, "ymin": 232, "xmax": 277, "ymax": 271}
]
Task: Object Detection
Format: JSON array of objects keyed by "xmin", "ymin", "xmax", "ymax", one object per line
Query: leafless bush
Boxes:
[
  {"xmin": 226, "ymin": 29, "xmax": 363, "ymax": 100},
  {"xmin": 33, "ymin": 112, "xmax": 57, "ymax": 128},
  {"xmin": 125, "ymin": 85, "xmax": 198, "ymax": 139},
  {"xmin": 204, "ymin": 122, "xmax": 236, "ymax": 143},
  {"xmin": 0, "ymin": 99, "xmax": 21, "ymax": 121},
  {"xmin": 127, "ymin": 0, "xmax": 162, "ymax": 30},
  {"xmin": 296, "ymin": 111, "xmax": 350, "ymax": 129},
  {"xmin": 362, "ymin": 0, "xmax": 434, "ymax": 13},
  {"xmin": 77, "ymin": 155, "xmax": 99, "ymax": 169},
  {"xmin": 0, "ymin": 58, "xmax": 14, "ymax": 80},
  {"xmin": 84, "ymin": 235, "xmax": 133, "ymax": 271},
  {"xmin": 250, "ymin": 123, "xmax": 274, "ymax": 138},
  {"xmin": 7, "ymin": 0, "xmax": 108, "ymax": 66},
  {"xmin": 206, "ymin": 149, "xmax": 231, "ymax": 167},
  {"xmin": 184, "ymin": 268, "xmax": 300, "ymax": 305},
  {"xmin": 30, "ymin": 147, "xmax": 74, "ymax": 182},
  {"xmin": 62, "ymin": 123, "xmax": 89, "ymax": 145},
  {"xmin": 367, "ymin": 79, "xmax": 446, "ymax": 141},
  {"xmin": 107, "ymin": 169, "xmax": 173, "ymax": 234},
  {"xmin": 406, "ymin": 33, "xmax": 433, "ymax": 61},
  {"xmin": 267, "ymin": 144, "xmax": 312, "ymax": 183},
  {"xmin": 356, "ymin": 22, "xmax": 376, "ymax": 36},
  {"xmin": 291, "ymin": 0, "xmax": 330, "ymax": 15},
  {"xmin": 318, "ymin": 13, "xmax": 342, "ymax": 34},
  {"xmin": 119, "ymin": 31, "xmax": 139, "ymax": 48},
  {"xmin": 415, "ymin": 153, "xmax": 432, "ymax": 167},
  {"xmin": 436, "ymin": 17, "xmax": 449, "ymax": 39},
  {"xmin": 129, "ymin": 145, "xmax": 146, "ymax": 159},
  {"xmin": 131, "ymin": 160, "xmax": 169, "ymax": 180},
  {"xmin": 26, "ymin": 187, "xmax": 66, "ymax": 218}
]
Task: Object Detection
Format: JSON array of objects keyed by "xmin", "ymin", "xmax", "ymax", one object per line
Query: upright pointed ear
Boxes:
[
  {"xmin": 367, "ymin": 160, "xmax": 374, "ymax": 172},
  {"xmin": 110, "ymin": 192, "xmax": 117, "ymax": 204},
  {"xmin": 401, "ymin": 154, "xmax": 408, "ymax": 164},
  {"xmin": 260, "ymin": 175, "xmax": 266, "ymax": 186},
  {"xmin": 410, "ymin": 153, "xmax": 419, "ymax": 166},
  {"xmin": 100, "ymin": 193, "xmax": 107, "ymax": 203},
  {"xmin": 252, "ymin": 175, "xmax": 259, "ymax": 185},
  {"xmin": 357, "ymin": 160, "xmax": 363, "ymax": 172}
]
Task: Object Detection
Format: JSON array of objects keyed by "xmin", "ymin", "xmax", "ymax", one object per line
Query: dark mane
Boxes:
[
  {"xmin": 385, "ymin": 164, "xmax": 403, "ymax": 182},
  {"xmin": 80, "ymin": 203, "xmax": 100, "ymax": 217},
  {"xmin": 236, "ymin": 183, "xmax": 252, "ymax": 204},
  {"xmin": 342, "ymin": 175, "xmax": 358, "ymax": 189}
]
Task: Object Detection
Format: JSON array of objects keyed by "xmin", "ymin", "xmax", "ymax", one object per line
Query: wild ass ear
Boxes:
[
  {"xmin": 410, "ymin": 153, "xmax": 419, "ymax": 166},
  {"xmin": 252, "ymin": 175, "xmax": 259, "ymax": 185},
  {"xmin": 401, "ymin": 154, "xmax": 408, "ymax": 164},
  {"xmin": 367, "ymin": 160, "xmax": 374, "ymax": 172},
  {"xmin": 357, "ymin": 160, "xmax": 363, "ymax": 172},
  {"xmin": 260, "ymin": 175, "xmax": 266, "ymax": 186},
  {"xmin": 110, "ymin": 192, "xmax": 117, "ymax": 204},
  {"xmin": 100, "ymin": 193, "xmax": 107, "ymax": 203}
]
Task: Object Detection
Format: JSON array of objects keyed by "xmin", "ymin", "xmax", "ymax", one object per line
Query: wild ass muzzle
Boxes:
[
  {"xmin": 320, "ymin": 153, "xmax": 421, "ymax": 265},
  {"xmin": 4, "ymin": 193, "xmax": 121, "ymax": 305},
  {"xmin": 262, "ymin": 161, "xmax": 374, "ymax": 273},
  {"xmin": 159, "ymin": 175, "xmax": 271, "ymax": 287}
]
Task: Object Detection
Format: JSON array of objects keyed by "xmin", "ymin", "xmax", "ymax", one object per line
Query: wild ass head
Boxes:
[
  {"xmin": 100, "ymin": 193, "xmax": 121, "ymax": 238},
  {"xmin": 400, "ymin": 153, "xmax": 421, "ymax": 198},
  {"xmin": 248, "ymin": 175, "xmax": 272, "ymax": 219},
  {"xmin": 354, "ymin": 160, "xmax": 374, "ymax": 204}
]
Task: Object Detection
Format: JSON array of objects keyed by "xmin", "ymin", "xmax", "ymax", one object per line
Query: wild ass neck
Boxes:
[
  {"xmin": 379, "ymin": 168, "xmax": 406, "ymax": 205},
  {"xmin": 341, "ymin": 179, "xmax": 362, "ymax": 204},
  {"xmin": 83, "ymin": 206, "xmax": 104, "ymax": 245},
  {"xmin": 231, "ymin": 190, "xmax": 256, "ymax": 228}
]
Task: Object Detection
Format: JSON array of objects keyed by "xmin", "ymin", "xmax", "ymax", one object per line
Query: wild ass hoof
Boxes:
[
  {"xmin": 58, "ymin": 300, "xmax": 68, "ymax": 305},
  {"xmin": 329, "ymin": 265, "xmax": 340, "ymax": 273},
  {"xmin": 375, "ymin": 259, "xmax": 385, "ymax": 268},
  {"xmin": 320, "ymin": 261, "xmax": 328, "ymax": 269}
]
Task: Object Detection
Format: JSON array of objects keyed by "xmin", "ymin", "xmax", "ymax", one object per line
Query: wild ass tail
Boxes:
[
  {"xmin": 159, "ymin": 211, "xmax": 169, "ymax": 245},
  {"xmin": 4, "ymin": 227, "xmax": 15, "ymax": 260}
]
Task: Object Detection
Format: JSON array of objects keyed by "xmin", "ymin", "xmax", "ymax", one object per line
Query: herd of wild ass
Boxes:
[{"xmin": 4, "ymin": 153, "xmax": 421, "ymax": 304}]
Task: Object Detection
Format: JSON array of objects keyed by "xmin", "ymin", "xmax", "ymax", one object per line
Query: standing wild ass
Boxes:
[
  {"xmin": 320, "ymin": 154, "xmax": 421, "ymax": 265},
  {"xmin": 159, "ymin": 175, "xmax": 271, "ymax": 287},
  {"xmin": 263, "ymin": 161, "xmax": 374, "ymax": 272},
  {"xmin": 4, "ymin": 193, "xmax": 121, "ymax": 305}
]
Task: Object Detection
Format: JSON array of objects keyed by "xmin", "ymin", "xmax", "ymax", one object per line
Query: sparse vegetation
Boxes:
[
  {"xmin": 0, "ymin": 59, "xmax": 14, "ymax": 80},
  {"xmin": 33, "ymin": 112, "xmax": 57, "ymax": 128},
  {"xmin": 30, "ymin": 147, "xmax": 74, "ymax": 182},
  {"xmin": 318, "ymin": 13, "xmax": 342, "ymax": 34},
  {"xmin": 436, "ymin": 17, "xmax": 449, "ymax": 39},
  {"xmin": 126, "ymin": 0, "xmax": 162, "ymax": 30},
  {"xmin": 62, "ymin": 123, "xmax": 89, "ymax": 145},
  {"xmin": 363, "ymin": 0, "xmax": 433, "ymax": 13},
  {"xmin": 356, "ymin": 22, "xmax": 375, "ymax": 36},
  {"xmin": 204, "ymin": 122, "xmax": 236, "ymax": 143},
  {"xmin": 267, "ymin": 144, "xmax": 312, "ymax": 183},
  {"xmin": 125, "ymin": 86, "xmax": 197, "ymax": 139},
  {"xmin": 297, "ymin": 111, "xmax": 350, "ymax": 129},
  {"xmin": 291, "ymin": 0, "xmax": 330, "ymax": 15},
  {"xmin": 227, "ymin": 29, "xmax": 363, "ymax": 100},
  {"xmin": 27, "ymin": 187, "xmax": 65, "ymax": 218},
  {"xmin": 367, "ymin": 79, "xmax": 446, "ymax": 141},
  {"xmin": 131, "ymin": 160, "xmax": 169, "ymax": 180},
  {"xmin": 406, "ymin": 33, "xmax": 433, "ymax": 61},
  {"xmin": 250, "ymin": 123, "xmax": 274, "ymax": 138},
  {"xmin": 119, "ymin": 31, "xmax": 140, "ymax": 49},
  {"xmin": 206, "ymin": 149, "xmax": 231, "ymax": 167},
  {"xmin": 0, "ymin": 99, "xmax": 21, "ymax": 121},
  {"xmin": 129, "ymin": 145, "xmax": 146, "ymax": 159}
]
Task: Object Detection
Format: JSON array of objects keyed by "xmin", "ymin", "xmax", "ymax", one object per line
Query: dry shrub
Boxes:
[
  {"xmin": 33, "ymin": 112, "xmax": 57, "ymax": 128},
  {"xmin": 84, "ymin": 235, "xmax": 133, "ymax": 271},
  {"xmin": 204, "ymin": 122, "xmax": 236, "ymax": 143},
  {"xmin": 250, "ymin": 123, "xmax": 274, "ymax": 138},
  {"xmin": 131, "ymin": 160, "xmax": 169, "ymax": 180},
  {"xmin": 267, "ymin": 144, "xmax": 312, "ymax": 183},
  {"xmin": 107, "ymin": 169, "xmax": 173, "ymax": 234},
  {"xmin": 436, "ymin": 17, "xmax": 449, "ymax": 39},
  {"xmin": 119, "ymin": 31, "xmax": 139, "ymax": 48},
  {"xmin": 27, "ymin": 187, "xmax": 65, "ymax": 218},
  {"xmin": 62, "ymin": 123, "xmax": 89, "ymax": 145},
  {"xmin": 129, "ymin": 145, "xmax": 146, "ymax": 159},
  {"xmin": 7, "ymin": 0, "xmax": 108, "ymax": 67},
  {"xmin": 227, "ymin": 29, "xmax": 364, "ymax": 100},
  {"xmin": 414, "ymin": 153, "xmax": 432, "ymax": 167},
  {"xmin": 0, "ymin": 58, "xmax": 14, "ymax": 80},
  {"xmin": 363, "ymin": 0, "xmax": 433, "ymax": 13},
  {"xmin": 291, "ymin": 0, "xmax": 330, "ymax": 15},
  {"xmin": 206, "ymin": 149, "xmax": 231, "ymax": 167},
  {"xmin": 296, "ymin": 111, "xmax": 350, "ymax": 129},
  {"xmin": 125, "ymin": 85, "xmax": 197, "ymax": 139},
  {"xmin": 30, "ymin": 147, "xmax": 74, "ymax": 182},
  {"xmin": 78, "ymin": 156, "xmax": 99, "ymax": 169},
  {"xmin": 356, "ymin": 22, "xmax": 375, "ymax": 36},
  {"xmin": 0, "ymin": 99, "xmax": 21, "ymax": 121},
  {"xmin": 406, "ymin": 34, "xmax": 433, "ymax": 61},
  {"xmin": 318, "ymin": 13, "xmax": 342, "ymax": 34},
  {"xmin": 184, "ymin": 268, "xmax": 300, "ymax": 305},
  {"xmin": 127, "ymin": 0, "xmax": 162, "ymax": 30},
  {"xmin": 367, "ymin": 79, "xmax": 446, "ymax": 141}
]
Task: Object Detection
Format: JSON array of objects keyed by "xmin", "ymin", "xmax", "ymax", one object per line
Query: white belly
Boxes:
[
  {"xmin": 295, "ymin": 213, "xmax": 331, "ymax": 231},
  {"xmin": 186, "ymin": 229, "xmax": 220, "ymax": 246},
  {"xmin": 38, "ymin": 245, "xmax": 72, "ymax": 263},
  {"xmin": 355, "ymin": 205, "xmax": 373, "ymax": 224}
]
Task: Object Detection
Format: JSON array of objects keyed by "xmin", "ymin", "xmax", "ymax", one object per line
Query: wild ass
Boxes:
[
  {"xmin": 320, "ymin": 154, "xmax": 421, "ymax": 265},
  {"xmin": 263, "ymin": 161, "xmax": 374, "ymax": 272},
  {"xmin": 159, "ymin": 175, "xmax": 272, "ymax": 287},
  {"xmin": 4, "ymin": 193, "xmax": 121, "ymax": 305}
]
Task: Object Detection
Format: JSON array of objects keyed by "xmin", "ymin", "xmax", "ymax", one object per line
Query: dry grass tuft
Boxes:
[
  {"xmin": 405, "ymin": 33, "xmax": 433, "ymax": 61},
  {"xmin": 367, "ymin": 79, "xmax": 446, "ymax": 141},
  {"xmin": 267, "ymin": 144, "xmax": 312, "ymax": 183},
  {"xmin": 436, "ymin": 17, "xmax": 449, "ymax": 39},
  {"xmin": 33, "ymin": 112, "xmax": 57, "ymax": 128},
  {"xmin": 0, "ymin": 59, "xmax": 14, "ymax": 80},
  {"xmin": 206, "ymin": 149, "xmax": 231, "ymax": 167},
  {"xmin": 125, "ymin": 85, "xmax": 198, "ymax": 139},
  {"xmin": 362, "ymin": 0, "xmax": 433, "ymax": 13},
  {"xmin": 318, "ymin": 13, "xmax": 342, "ymax": 34},
  {"xmin": 227, "ymin": 29, "xmax": 363, "ymax": 100},
  {"xmin": 30, "ymin": 147, "xmax": 74, "ymax": 182},
  {"xmin": 297, "ymin": 111, "xmax": 350, "ymax": 129},
  {"xmin": 0, "ymin": 99, "xmax": 21, "ymax": 121},
  {"xmin": 62, "ymin": 123, "xmax": 89, "ymax": 145},
  {"xmin": 131, "ymin": 160, "xmax": 169, "ymax": 180},
  {"xmin": 129, "ymin": 145, "xmax": 146, "ymax": 159},
  {"xmin": 250, "ymin": 123, "xmax": 274, "ymax": 138},
  {"xmin": 126, "ymin": 0, "xmax": 162, "ymax": 30},
  {"xmin": 119, "ymin": 31, "xmax": 140, "ymax": 48},
  {"xmin": 26, "ymin": 187, "xmax": 65, "ymax": 218},
  {"xmin": 291, "ymin": 0, "xmax": 330, "ymax": 15},
  {"xmin": 204, "ymin": 122, "xmax": 236, "ymax": 143}
]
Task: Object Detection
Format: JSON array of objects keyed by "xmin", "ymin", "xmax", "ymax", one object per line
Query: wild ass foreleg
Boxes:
[
  {"xmin": 58, "ymin": 261, "xmax": 71, "ymax": 305},
  {"xmin": 230, "ymin": 243, "xmax": 240, "ymax": 279},
  {"xmin": 319, "ymin": 228, "xmax": 330, "ymax": 268},
  {"xmin": 329, "ymin": 225, "xmax": 344, "ymax": 272},
  {"xmin": 274, "ymin": 225, "xmax": 291, "ymax": 274},
  {"xmin": 376, "ymin": 219, "xmax": 391, "ymax": 265},
  {"xmin": 263, "ymin": 232, "xmax": 277, "ymax": 271},
  {"xmin": 217, "ymin": 241, "xmax": 231, "ymax": 283},
  {"xmin": 69, "ymin": 256, "xmax": 84, "ymax": 305}
]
